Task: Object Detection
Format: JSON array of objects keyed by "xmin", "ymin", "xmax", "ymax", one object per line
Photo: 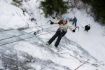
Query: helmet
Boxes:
[
  {"xmin": 63, "ymin": 17, "xmax": 67, "ymax": 24},
  {"xmin": 62, "ymin": 16, "xmax": 69, "ymax": 22}
]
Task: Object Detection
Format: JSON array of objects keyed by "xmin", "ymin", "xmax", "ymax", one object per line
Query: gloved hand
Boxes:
[
  {"xmin": 49, "ymin": 20, "xmax": 54, "ymax": 25},
  {"xmin": 50, "ymin": 21, "xmax": 54, "ymax": 25},
  {"xmin": 72, "ymin": 29, "xmax": 75, "ymax": 32}
]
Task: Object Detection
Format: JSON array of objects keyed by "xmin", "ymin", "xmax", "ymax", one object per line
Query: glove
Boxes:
[
  {"xmin": 72, "ymin": 29, "xmax": 75, "ymax": 32},
  {"xmin": 50, "ymin": 21, "xmax": 54, "ymax": 25}
]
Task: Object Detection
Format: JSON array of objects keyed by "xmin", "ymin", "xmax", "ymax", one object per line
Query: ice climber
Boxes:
[{"xmin": 47, "ymin": 18, "xmax": 75, "ymax": 48}]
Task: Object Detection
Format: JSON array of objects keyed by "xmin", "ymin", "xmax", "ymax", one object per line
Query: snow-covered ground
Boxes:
[
  {"xmin": 0, "ymin": 0, "xmax": 105, "ymax": 70},
  {"xmin": 65, "ymin": 9, "xmax": 105, "ymax": 62}
]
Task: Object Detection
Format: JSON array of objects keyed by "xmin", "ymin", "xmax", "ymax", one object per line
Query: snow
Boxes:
[
  {"xmin": 14, "ymin": 41, "xmax": 80, "ymax": 68},
  {"xmin": 0, "ymin": 60, "xmax": 4, "ymax": 69},
  {"xmin": 0, "ymin": 1, "xmax": 29, "ymax": 29},
  {"xmin": 65, "ymin": 9, "xmax": 105, "ymax": 63},
  {"xmin": 0, "ymin": 0, "xmax": 105, "ymax": 70}
]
